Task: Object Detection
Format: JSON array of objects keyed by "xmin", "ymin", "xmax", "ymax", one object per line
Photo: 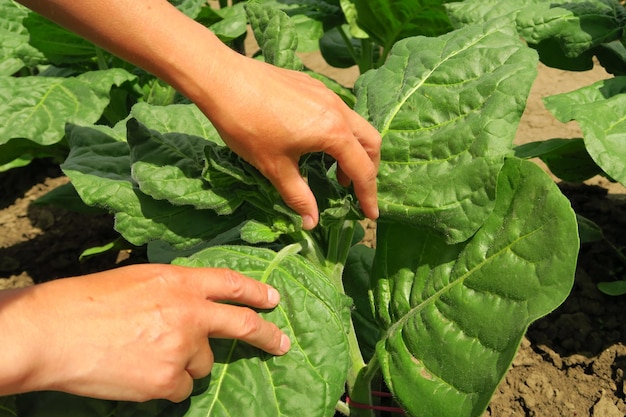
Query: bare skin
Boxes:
[
  {"xmin": 4, "ymin": 0, "xmax": 382, "ymax": 402},
  {"xmin": 0, "ymin": 265, "xmax": 289, "ymax": 402},
  {"xmin": 17, "ymin": 0, "xmax": 381, "ymax": 229}
]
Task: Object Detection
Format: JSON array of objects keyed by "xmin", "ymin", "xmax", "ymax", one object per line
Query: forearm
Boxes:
[{"xmin": 16, "ymin": 0, "xmax": 236, "ymax": 111}]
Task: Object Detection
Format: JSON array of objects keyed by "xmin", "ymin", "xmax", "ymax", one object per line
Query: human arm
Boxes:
[
  {"xmin": 0, "ymin": 264, "xmax": 289, "ymax": 402},
  {"xmin": 16, "ymin": 0, "xmax": 381, "ymax": 229}
]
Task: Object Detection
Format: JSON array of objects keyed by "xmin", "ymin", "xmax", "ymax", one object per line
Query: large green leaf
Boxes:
[
  {"xmin": 0, "ymin": 68, "xmax": 136, "ymax": 148},
  {"xmin": 351, "ymin": 0, "xmax": 453, "ymax": 52},
  {"xmin": 61, "ymin": 124, "xmax": 244, "ymax": 249},
  {"xmin": 543, "ymin": 76, "xmax": 626, "ymax": 185},
  {"xmin": 355, "ymin": 21, "xmax": 537, "ymax": 243},
  {"xmin": 373, "ymin": 158, "xmax": 578, "ymax": 417},
  {"xmin": 0, "ymin": 0, "xmax": 44, "ymax": 75},
  {"xmin": 173, "ymin": 245, "xmax": 351, "ymax": 417},
  {"xmin": 126, "ymin": 113, "xmax": 242, "ymax": 214}
]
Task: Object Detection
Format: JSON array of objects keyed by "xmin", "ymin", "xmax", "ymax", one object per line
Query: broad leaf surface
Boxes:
[
  {"xmin": 0, "ymin": 0, "xmax": 44, "ymax": 75},
  {"xmin": 352, "ymin": 0, "xmax": 453, "ymax": 51},
  {"xmin": 444, "ymin": 0, "xmax": 540, "ymax": 28},
  {"xmin": 373, "ymin": 158, "xmax": 578, "ymax": 417},
  {"xmin": 126, "ymin": 113, "xmax": 241, "ymax": 214},
  {"xmin": 515, "ymin": 0, "xmax": 626, "ymax": 59},
  {"xmin": 355, "ymin": 21, "xmax": 537, "ymax": 243},
  {"xmin": 173, "ymin": 245, "xmax": 351, "ymax": 417},
  {"xmin": 61, "ymin": 124, "xmax": 244, "ymax": 248},
  {"xmin": 23, "ymin": 13, "xmax": 98, "ymax": 65},
  {"xmin": 130, "ymin": 102, "xmax": 224, "ymax": 144},
  {"xmin": 0, "ymin": 69, "xmax": 136, "ymax": 147},
  {"xmin": 543, "ymin": 76, "xmax": 626, "ymax": 184}
]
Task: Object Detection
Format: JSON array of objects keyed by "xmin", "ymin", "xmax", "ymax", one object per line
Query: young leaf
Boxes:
[
  {"xmin": 355, "ymin": 21, "xmax": 538, "ymax": 243},
  {"xmin": 373, "ymin": 158, "xmax": 578, "ymax": 417},
  {"xmin": 173, "ymin": 245, "xmax": 351, "ymax": 417},
  {"xmin": 245, "ymin": 3, "xmax": 304, "ymax": 71}
]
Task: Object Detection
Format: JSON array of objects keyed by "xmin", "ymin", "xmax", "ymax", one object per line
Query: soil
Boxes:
[{"xmin": 2, "ymin": 61, "xmax": 626, "ymax": 416}]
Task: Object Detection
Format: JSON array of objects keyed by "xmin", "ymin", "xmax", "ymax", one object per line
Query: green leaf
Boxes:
[
  {"xmin": 514, "ymin": 138, "xmax": 601, "ymax": 182},
  {"xmin": 130, "ymin": 102, "xmax": 224, "ymax": 144},
  {"xmin": 343, "ymin": 243, "xmax": 379, "ymax": 361},
  {"xmin": 0, "ymin": 68, "xmax": 136, "ymax": 147},
  {"xmin": 576, "ymin": 214, "xmax": 604, "ymax": 243},
  {"xmin": 23, "ymin": 12, "xmax": 98, "ymax": 65},
  {"xmin": 127, "ymin": 117, "xmax": 241, "ymax": 214},
  {"xmin": 61, "ymin": 124, "xmax": 244, "ymax": 249},
  {"xmin": 33, "ymin": 182, "xmax": 107, "ymax": 214},
  {"xmin": 355, "ymin": 21, "xmax": 538, "ymax": 243},
  {"xmin": 597, "ymin": 280, "xmax": 626, "ymax": 296},
  {"xmin": 209, "ymin": 2, "xmax": 249, "ymax": 43},
  {"xmin": 169, "ymin": 0, "xmax": 211, "ymax": 19},
  {"xmin": 444, "ymin": 0, "xmax": 541, "ymax": 29},
  {"xmin": 173, "ymin": 245, "xmax": 351, "ymax": 417},
  {"xmin": 373, "ymin": 158, "xmax": 578, "ymax": 417},
  {"xmin": 515, "ymin": 0, "xmax": 626, "ymax": 58},
  {"xmin": 245, "ymin": 3, "xmax": 304, "ymax": 71},
  {"xmin": 352, "ymin": 0, "xmax": 453, "ymax": 52},
  {"xmin": 543, "ymin": 76, "xmax": 626, "ymax": 185},
  {"xmin": 0, "ymin": 0, "xmax": 44, "ymax": 75}
]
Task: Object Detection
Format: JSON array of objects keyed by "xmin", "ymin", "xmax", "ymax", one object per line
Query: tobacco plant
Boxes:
[
  {"xmin": 447, "ymin": 0, "xmax": 626, "ymax": 295},
  {"xmin": 2, "ymin": 1, "xmax": 581, "ymax": 417}
]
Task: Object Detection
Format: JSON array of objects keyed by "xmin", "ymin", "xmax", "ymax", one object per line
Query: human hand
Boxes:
[
  {"xmin": 13, "ymin": 0, "xmax": 381, "ymax": 229},
  {"xmin": 196, "ymin": 53, "xmax": 381, "ymax": 229},
  {"xmin": 4, "ymin": 264, "xmax": 288, "ymax": 402}
]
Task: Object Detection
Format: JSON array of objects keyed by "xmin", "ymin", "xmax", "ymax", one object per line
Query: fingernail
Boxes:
[
  {"xmin": 279, "ymin": 334, "xmax": 291, "ymax": 354},
  {"xmin": 267, "ymin": 287, "xmax": 280, "ymax": 305},
  {"xmin": 302, "ymin": 215, "xmax": 315, "ymax": 230}
]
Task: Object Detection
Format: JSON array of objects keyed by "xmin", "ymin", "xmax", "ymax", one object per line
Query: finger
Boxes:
[
  {"xmin": 350, "ymin": 111, "xmax": 382, "ymax": 170},
  {"xmin": 264, "ymin": 159, "xmax": 319, "ymax": 230},
  {"xmin": 184, "ymin": 267, "xmax": 281, "ymax": 309},
  {"xmin": 206, "ymin": 304, "xmax": 290, "ymax": 355},
  {"xmin": 185, "ymin": 339, "xmax": 214, "ymax": 379},
  {"xmin": 327, "ymin": 138, "xmax": 379, "ymax": 220}
]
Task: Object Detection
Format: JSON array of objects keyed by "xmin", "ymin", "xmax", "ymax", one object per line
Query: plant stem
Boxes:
[
  {"xmin": 348, "ymin": 355, "xmax": 380, "ymax": 417},
  {"xmin": 95, "ymin": 47, "xmax": 108, "ymax": 70},
  {"xmin": 337, "ymin": 26, "xmax": 373, "ymax": 74}
]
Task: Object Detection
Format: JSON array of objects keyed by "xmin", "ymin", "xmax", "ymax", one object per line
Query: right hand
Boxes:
[{"xmin": 3, "ymin": 264, "xmax": 289, "ymax": 402}]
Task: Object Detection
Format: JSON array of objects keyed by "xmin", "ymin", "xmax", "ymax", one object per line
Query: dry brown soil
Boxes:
[{"xmin": 1, "ymin": 61, "xmax": 626, "ymax": 416}]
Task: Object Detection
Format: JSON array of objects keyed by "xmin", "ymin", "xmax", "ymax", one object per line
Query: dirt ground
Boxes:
[{"xmin": 1, "ymin": 60, "xmax": 626, "ymax": 417}]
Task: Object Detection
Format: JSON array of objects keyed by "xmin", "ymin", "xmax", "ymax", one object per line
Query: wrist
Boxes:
[{"xmin": 0, "ymin": 286, "xmax": 48, "ymax": 395}]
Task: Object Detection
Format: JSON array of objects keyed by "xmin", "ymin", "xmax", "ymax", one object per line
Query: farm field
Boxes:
[{"xmin": 2, "ymin": 58, "xmax": 625, "ymax": 416}]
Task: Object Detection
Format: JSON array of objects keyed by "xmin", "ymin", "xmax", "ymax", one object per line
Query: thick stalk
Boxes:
[
  {"xmin": 348, "ymin": 355, "xmax": 381, "ymax": 417},
  {"xmin": 326, "ymin": 220, "xmax": 375, "ymax": 417}
]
